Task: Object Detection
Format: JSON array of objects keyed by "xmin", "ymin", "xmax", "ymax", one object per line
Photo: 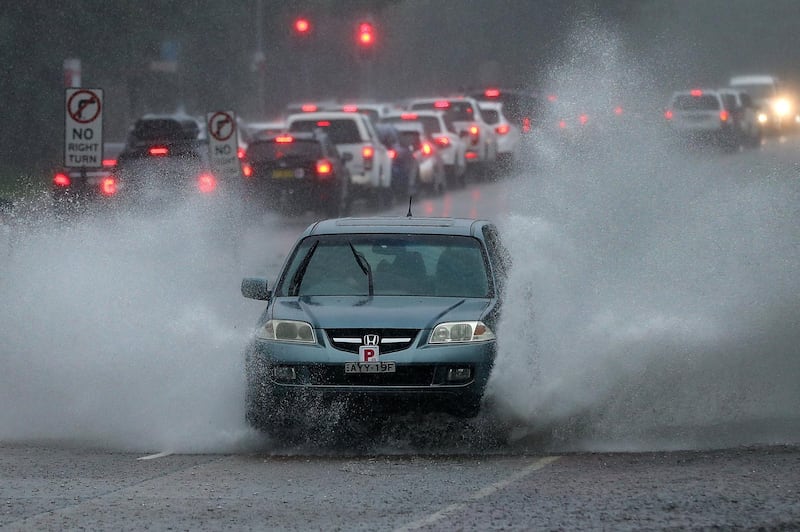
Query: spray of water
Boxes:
[
  {"xmin": 0, "ymin": 195, "xmax": 265, "ymax": 453},
  {"xmin": 487, "ymin": 16, "xmax": 800, "ymax": 451}
]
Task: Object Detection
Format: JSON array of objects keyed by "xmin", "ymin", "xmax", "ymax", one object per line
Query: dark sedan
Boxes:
[{"xmin": 241, "ymin": 216, "xmax": 510, "ymax": 440}]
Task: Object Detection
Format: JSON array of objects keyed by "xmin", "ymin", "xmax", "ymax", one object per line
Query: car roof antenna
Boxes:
[{"xmin": 406, "ymin": 196, "xmax": 413, "ymax": 217}]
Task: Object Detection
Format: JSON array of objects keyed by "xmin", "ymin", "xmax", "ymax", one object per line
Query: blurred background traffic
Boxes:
[{"xmin": 3, "ymin": 0, "xmax": 800, "ymax": 186}]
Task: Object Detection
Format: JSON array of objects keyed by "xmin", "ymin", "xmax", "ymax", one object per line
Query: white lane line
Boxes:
[
  {"xmin": 395, "ymin": 455, "xmax": 560, "ymax": 532},
  {"xmin": 136, "ymin": 451, "xmax": 173, "ymax": 461}
]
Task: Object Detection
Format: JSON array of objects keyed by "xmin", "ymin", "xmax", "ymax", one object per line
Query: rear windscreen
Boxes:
[
  {"xmin": 247, "ymin": 139, "xmax": 322, "ymax": 161},
  {"xmin": 289, "ymin": 119, "xmax": 362, "ymax": 144},
  {"xmin": 410, "ymin": 101, "xmax": 475, "ymax": 121},
  {"xmin": 384, "ymin": 116, "xmax": 444, "ymax": 136},
  {"xmin": 397, "ymin": 131, "xmax": 422, "ymax": 150},
  {"xmin": 672, "ymin": 95, "xmax": 720, "ymax": 111},
  {"xmin": 480, "ymin": 109, "xmax": 500, "ymax": 124},
  {"xmin": 130, "ymin": 119, "xmax": 199, "ymax": 142}
]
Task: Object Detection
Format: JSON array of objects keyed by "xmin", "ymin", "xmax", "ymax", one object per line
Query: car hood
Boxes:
[{"xmin": 271, "ymin": 296, "xmax": 492, "ymax": 329}]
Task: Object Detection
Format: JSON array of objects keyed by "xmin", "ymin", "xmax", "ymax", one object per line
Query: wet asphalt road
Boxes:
[{"xmin": 1, "ymin": 443, "xmax": 799, "ymax": 530}]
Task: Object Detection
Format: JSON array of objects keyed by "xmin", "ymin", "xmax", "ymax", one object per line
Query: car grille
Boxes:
[
  {"xmin": 307, "ymin": 364, "xmax": 437, "ymax": 386},
  {"xmin": 325, "ymin": 328, "xmax": 420, "ymax": 354}
]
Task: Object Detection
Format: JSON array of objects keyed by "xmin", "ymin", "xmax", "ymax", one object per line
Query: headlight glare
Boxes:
[
  {"xmin": 257, "ymin": 319, "xmax": 316, "ymax": 343},
  {"xmin": 428, "ymin": 321, "xmax": 495, "ymax": 344}
]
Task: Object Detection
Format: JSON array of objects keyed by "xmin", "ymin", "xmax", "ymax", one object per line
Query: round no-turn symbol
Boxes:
[
  {"xmin": 208, "ymin": 111, "xmax": 235, "ymax": 141},
  {"xmin": 67, "ymin": 89, "xmax": 102, "ymax": 124}
]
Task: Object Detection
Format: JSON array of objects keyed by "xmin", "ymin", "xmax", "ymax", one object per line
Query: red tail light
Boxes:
[
  {"xmin": 53, "ymin": 173, "xmax": 71, "ymax": 187},
  {"xmin": 559, "ymin": 120, "xmax": 567, "ymax": 129},
  {"xmin": 495, "ymin": 124, "xmax": 510, "ymax": 135},
  {"xmin": 301, "ymin": 104, "xmax": 318, "ymax": 112},
  {"xmin": 242, "ymin": 162, "xmax": 253, "ymax": 178},
  {"xmin": 100, "ymin": 176, "xmax": 117, "ymax": 196},
  {"xmin": 421, "ymin": 142, "xmax": 433, "ymax": 156},
  {"xmin": 197, "ymin": 172, "xmax": 217, "ymax": 194},
  {"xmin": 468, "ymin": 124, "xmax": 479, "ymax": 146},
  {"xmin": 362, "ymin": 145, "xmax": 374, "ymax": 170},
  {"xmin": 484, "ymin": 88, "xmax": 500, "ymax": 98},
  {"xmin": 387, "ymin": 149, "xmax": 397, "ymax": 160},
  {"xmin": 149, "ymin": 146, "xmax": 169, "ymax": 156},
  {"xmin": 465, "ymin": 151, "xmax": 479, "ymax": 160},
  {"xmin": 664, "ymin": 109, "xmax": 673, "ymax": 120},
  {"xmin": 579, "ymin": 114, "xmax": 589, "ymax": 125},
  {"xmin": 316, "ymin": 159, "xmax": 333, "ymax": 177},
  {"xmin": 547, "ymin": 94, "xmax": 558, "ymax": 102},
  {"xmin": 719, "ymin": 109, "xmax": 729, "ymax": 122},
  {"xmin": 275, "ymin": 135, "xmax": 294, "ymax": 143},
  {"xmin": 342, "ymin": 104, "xmax": 358, "ymax": 113},
  {"xmin": 433, "ymin": 136, "xmax": 450, "ymax": 147},
  {"xmin": 614, "ymin": 106, "xmax": 624, "ymax": 116},
  {"xmin": 102, "ymin": 158, "xmax": 117, "ymax": 168},
  {"xmin": 434, "ymin": 100, "xmax": 450, "ymax": 109},
  {"xmin": 400, "ymin": 113, "xmax": 418, "ymax": 120},
  {"xmin": 522, "ymin": 117, "xmax": 531, "ymax": 133},
  {"xmin": 237, "ymin": 147, "xmax": 246, "ymax": 159},
  {"xmin": 690, "ymin": 89, "xmax": 703, "ymax": 97}
]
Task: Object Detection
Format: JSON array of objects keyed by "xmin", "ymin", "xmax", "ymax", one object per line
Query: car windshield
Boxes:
[
  {"xmin": 672, "ymin": 94, "xmax": 720, "ymax": 111},
  {"xmin": 289, "ymin": 119, "xmax": 362, "ymax": 144},
  {"xmin": 280, "ymin": 234, "xmax": 490, "ymax": 297}
]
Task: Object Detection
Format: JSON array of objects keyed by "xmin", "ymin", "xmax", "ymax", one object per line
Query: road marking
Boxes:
[
  {"xmin": 136, "ymin": 451, "xmax": 173, "ymax": 461},
  {"xmin": 395, "ymin": 455, "xmax": 560, "ymax": 531}
]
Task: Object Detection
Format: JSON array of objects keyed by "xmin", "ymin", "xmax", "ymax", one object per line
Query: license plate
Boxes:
[
  {"xmin": 344, "ymin": 362, "xmax": 396, "ymax": 374},
  {"xmin": 272, "ymin": 168, "xmax": 302, "ymax": 179}
]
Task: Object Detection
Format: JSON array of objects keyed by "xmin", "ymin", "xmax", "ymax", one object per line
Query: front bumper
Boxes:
[{"xmin": 245, "ymin": 335, "xmax": 496, "ymax": 416}]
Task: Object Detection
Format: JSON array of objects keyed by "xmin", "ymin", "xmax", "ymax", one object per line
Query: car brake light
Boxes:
[
  {"xmin": 614, "ymin": 106, "xmax": 624, "ymax": 116},
  {"xmin": 559, "ymin": 120, "xmax": 567, "ymax": 129},
  {"xmin": 198, "ymin": 172, "xmax": 217, "ymax": 193},
  {"xmin": 579, "ymin": 114, "xmax": 589, "ymax": 125},
  {"xmin": 434, "ymin": 136, "xmax": 450, "ymax": 147},
  {"xmin": 387, "ymin": 148, "xmax": 397, "ymax": 159},
  {"xmin": 275, "ymin": 135, "xmax": 294, "ymax": 143},
  {"xmin": 719, "ymin": 109, "xmax": 729, "ymax": 122},
  {"xmin": 100, "ymin": 176, "xmax": 117, "ymax": 196},
  {"xmin": 465, "ymin": 151, "xmax": 479, "ymax": 160},
  {"xmin": 316, "ymin": 159, "xmax": 333, "ymax": 177},
  {"xmin": 342, "ymin": 104, "xmax": 358, "ymax": 113},
  {"xmin": 400, "ymin": 113, "xmax": 418, "ymax": 120},
  {"xmin": 690, "ymin": 89, "xmax": 703, "ymax": 97},
  {"xmin": 547, "ymin": 94, "xmax": 557, "ymax": 102},
  {"xmin": 664, "ymin": 109, "xmax": 673, "ymax": 120},
  {"xmin": 102, "ymin": 158, "xmax": 117, "ymax": 168},
  {"xmin": 316, "ymin": 121, "xmax": 330, "ymax": 127},
  {"xmin": 421, "ymin": 142, "xmax": 433, "ymax": 156},
  {"xmin": 237, "ymin": 147, "xmax": 246, "ymax": 159},
  {"xmin": 53, "ymin": 173, "xmax": 71, "ymax": 187},
  {"xmin": 522, "ymin": 116, "xmax": 531, "ymax": 133},
  {"xmin": 434, "ymin": 100, "xmax": 450, "ymax": 109},
  {"xmin": 149, "ymin": 146, "xmax": 169, "ymax": 156},
  {"xmin": 362, "ymin": 145, "xmax": 374, "ymax": 170},
  {"xmin": 301, "ymin": 104, "xmax": 318, "ymax": 112},
  {"xmin": 242, "ymin": 162, "xmax": 253, "ymax": 178},
  {"xmin": 484, "ymin": 88, "xmax": 500, "ymax": 98},
  {"xmin": 495, "ymin": 124, "xmax": 510, "ymax": 135}
]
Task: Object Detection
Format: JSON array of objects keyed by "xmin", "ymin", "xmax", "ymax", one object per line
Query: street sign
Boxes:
[
  {"xmin": 206, "ymin": 110, "xmax": 241, "ymax": 179},
  {"xmin": 64, "ymin": 88, "xmax": 103, "ymax": 168}
]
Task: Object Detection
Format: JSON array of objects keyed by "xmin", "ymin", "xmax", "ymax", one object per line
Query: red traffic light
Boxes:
[
  {"xmin": 357, "ymin": 22, "xmax": 375, "ymax": 47},
  {"xmin": 293, "ymin": 17, "xmax": 311, "ymax": 35}
]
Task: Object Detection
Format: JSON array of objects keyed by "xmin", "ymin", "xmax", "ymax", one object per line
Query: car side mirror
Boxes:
[{"xmin": 241, "ymin": 277, "xmax": 271, "ymax": 300}]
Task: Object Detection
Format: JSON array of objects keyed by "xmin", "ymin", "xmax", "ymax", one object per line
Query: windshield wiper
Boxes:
[
  {"xmin": 288, "ymin": 239, "xmax": 319, "ymax": 296},
  {"xmin": 348, "ymin": 240, "xmax": 374, "ymax": 297}
]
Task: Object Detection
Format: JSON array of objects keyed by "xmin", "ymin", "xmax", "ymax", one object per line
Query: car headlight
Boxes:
[
  {"xmin": 772, "ymin": 97, "xmax": 792, "ymax": 117},
  {"xmin": 256, "ymin": 319, "xmax": 316, "ymax": 343},
  {"xmin": 428, "ymin": 321, "xmax": 495, "ymax": 344}
]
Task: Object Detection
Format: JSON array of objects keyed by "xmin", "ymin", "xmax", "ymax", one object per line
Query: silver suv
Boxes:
[{"xmin": 665, "ymin": 89, "xmax": 739, "ymax": 151}]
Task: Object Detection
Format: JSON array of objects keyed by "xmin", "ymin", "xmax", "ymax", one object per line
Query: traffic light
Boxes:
[
  {"xmin": 356, "ymin": 21, "xmax": 375, "ymax": 48},
  {"xmin": 292, "ymin": 16, "xmax": 312, "ymax": 37}
]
